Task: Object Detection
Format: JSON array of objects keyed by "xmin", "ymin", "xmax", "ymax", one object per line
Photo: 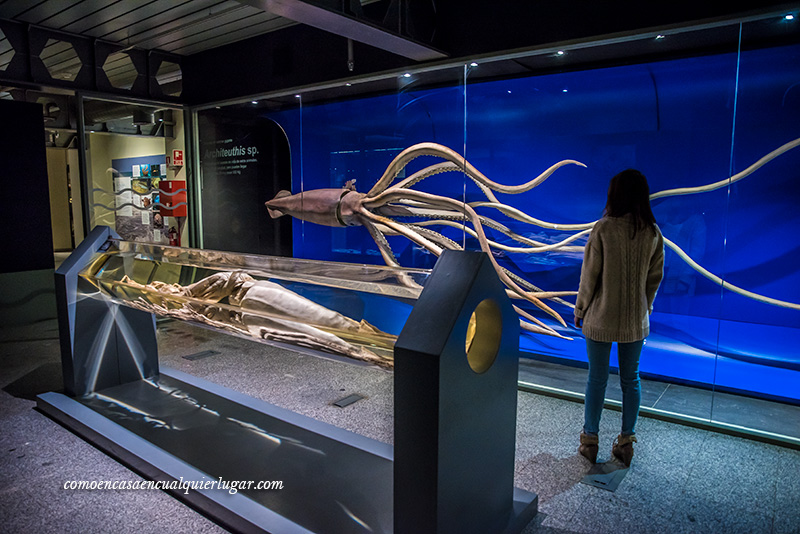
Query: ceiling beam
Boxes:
[{"xmin": 235, "ymin": 0, "xmax": 447, "ymax": 61}]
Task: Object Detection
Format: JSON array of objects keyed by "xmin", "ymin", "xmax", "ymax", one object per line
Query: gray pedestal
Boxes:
[{"xmin": 42, "ymin": 231, "xmax": 537, "ymax": 533}]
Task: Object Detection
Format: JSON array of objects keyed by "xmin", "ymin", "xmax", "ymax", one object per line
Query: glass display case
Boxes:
[
  {"xmin": 44, "ymin": 226, "xmax": 535, "ymax": 533},
  {"xmin": 83, "ymin": 97, "xmax": 189, "ymax": 247},
  {"xmin": 81, "ymin": 238, "xmax": 429, "ymax": 366},
  {"xmin": 195, "ymin": 11, "xmax": 800, "ymax": 445}
]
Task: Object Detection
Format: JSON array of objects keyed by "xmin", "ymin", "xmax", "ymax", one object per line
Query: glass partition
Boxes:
[
  {"xmin": 464, "ymin": 34, "xmax": 744, "ymax": 425},
  {"xmin": 196, "ymin": 95, "xmax": 297, "ymax": 256},
  {"xmin": 195, "ymin": 65, "xmax": 467, "ymax": 442},
  {"xmin": 80, "ymin": 239, "xmax": 429, "ymax": 367},
  {"xmin": 194, "ymin": 10, "xmax": 800, "ymax": 445},
  {"xmin": 270, "ymin": 65, "xmax": 468, "ymax": 268},
  {"xmin": 83, "ymin": 97, "xmax": 189, "ymax": 247},
  {"xmin": 711, "ymin": 17, "xmax": 800, "ymax": 436}
]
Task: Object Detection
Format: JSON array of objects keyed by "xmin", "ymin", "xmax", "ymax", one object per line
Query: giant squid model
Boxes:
[
  {"xmin": 118, "ymin": 271, "xmax": 394, "ymax": 367},
  {"xmin": 266, "ymin": 139, "xmax": 800, "ymax": 338}
]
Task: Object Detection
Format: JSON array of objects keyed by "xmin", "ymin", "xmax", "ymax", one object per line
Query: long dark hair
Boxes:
[{"xmin": 604, "ymin": 169, "xmax": 656, "ymax": 238}]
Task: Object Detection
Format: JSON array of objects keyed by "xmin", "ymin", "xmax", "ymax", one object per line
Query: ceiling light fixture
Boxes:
[{"xmin": 785, "ymin": 14, "xmax": 795, "ymax": 21}]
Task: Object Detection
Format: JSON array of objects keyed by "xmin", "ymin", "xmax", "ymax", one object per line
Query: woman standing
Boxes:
[{"xmin": 573, "ymin": 169, "xmax": 664, "ymax": 467}]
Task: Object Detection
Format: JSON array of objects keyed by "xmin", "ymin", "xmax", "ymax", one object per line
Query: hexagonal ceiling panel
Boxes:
[
  {"xmin": 103, "ymin": 51, "xmax": 138, "ymax": 90},
  {"xmin": 42, "ymin": 38, "xmax": 82, "ymax": 81},
  {"xmin": 0, "ymin": 28, "xmax": 14, "ymax": 71},
  {"xmin": 156, "ymin": 61, "xmax": 182, "ymax": 97}
]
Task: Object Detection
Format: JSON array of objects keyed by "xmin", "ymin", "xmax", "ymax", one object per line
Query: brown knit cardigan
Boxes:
[{"xmin": 574, "ymin": 214, "xmax": 665, "ymax": 343}]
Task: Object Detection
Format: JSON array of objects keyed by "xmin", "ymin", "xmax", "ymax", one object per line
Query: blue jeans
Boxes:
[{"xmin": 583, "ymin": 338, "xmax": 644, "ymax": 436}]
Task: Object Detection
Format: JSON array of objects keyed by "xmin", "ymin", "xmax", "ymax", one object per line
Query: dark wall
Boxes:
[
  {"xmin": 198, "ymin": 110, "xmax": 293, "ymax": 256},
  {"xmin": 182, "ymin": 1, "xmax": 795, "ymax": 106},
  {"xmin": 0, "ymin": 100, "xmax": 53, "ymax": 273},
  {"xmin": 434, "ymin": 0, "xmax": 796, "ymax": 58},
  {"xmin": 183, "ymin": 24, "xmax": 411, "ymax": 105}
]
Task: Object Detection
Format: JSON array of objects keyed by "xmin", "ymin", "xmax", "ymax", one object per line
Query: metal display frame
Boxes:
[{"xmin": 38, "ymin": 226, "xmax": 537, "ymax": 533}]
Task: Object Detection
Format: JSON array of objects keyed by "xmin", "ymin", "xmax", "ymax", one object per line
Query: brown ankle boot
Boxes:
[
  {"xmin": 578, "ymin": 431, "xmax": 599, "ymax": 463},
  {"xmin": 611, "ymin": 434, "xmax": 637, "ymax": 467}
]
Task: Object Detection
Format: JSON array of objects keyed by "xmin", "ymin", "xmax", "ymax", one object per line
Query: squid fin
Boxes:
[{"xmin": 266, "ymin": 190, "xmax": 292, "ymax": 218}]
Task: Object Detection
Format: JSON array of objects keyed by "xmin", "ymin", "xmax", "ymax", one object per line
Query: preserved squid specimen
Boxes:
[
  {"xmin": 266, "ymin": 139, "xmax": 800, "ymax": 337},
  {"xmin": 99, "ymin": 270, "xmax": 395, "ymax": 368}
]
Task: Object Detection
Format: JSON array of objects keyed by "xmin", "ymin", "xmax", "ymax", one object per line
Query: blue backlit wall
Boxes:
[{"xmin": 263, "ymin": 43, "xmax": 800, "ymax": 402}]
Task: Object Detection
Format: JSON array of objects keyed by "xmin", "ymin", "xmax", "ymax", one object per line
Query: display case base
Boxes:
[{"xmin": 37, "ymin": 367, "xmax": 537, "ymax": 533}]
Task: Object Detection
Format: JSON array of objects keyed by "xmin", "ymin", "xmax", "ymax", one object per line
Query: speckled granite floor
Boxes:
[{"xmin": 1, "ymin": 318, "xmax": 799, "ymax": 534}]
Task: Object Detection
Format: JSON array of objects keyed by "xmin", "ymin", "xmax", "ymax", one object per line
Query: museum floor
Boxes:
[{"xmin": 1, "ymin": 317, "xmax": 799, "ymax": 534}]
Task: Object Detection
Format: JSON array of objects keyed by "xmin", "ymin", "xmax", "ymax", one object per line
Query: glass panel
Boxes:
[
  {"xmin": 80, "ymin": 239, "xmax": 429, "ymax": 367},
  {"xmin": 267, "ymin": 65, "xmax": 469, "ymax": 269},
  {"xmin": 196, "ymin": 95, "xmax": 298, "ymax": 255},
  {"xmin": 103, "ymin": 51, "xmax": 138, "ymax": 90},
  {"xmin": 711, "ymin": 16, "xmax": 800, "ymax": 439},
  {"xmin": 465, "ymin": 32, "xmax": 746, "ymax": 425},
  {"xmin": 156, "ymin": 61, "xmax": 182, "ymax": 97},
  {"xmin": 191, "ymin": 12, "xmax": 800, "ymax": 444},
  {"xmin": 84, "ymin": 98, "xmax": 189, "ymax": 247},
  {"xmin": 195, "ymin": 66, "xmax": 467, "ymax": 445},
  {"xmin": 0, "ymin": 27, "xmax": 14, "ymax": 71},
  {"xmin": 41, "ymin": 38, "xmax": 82, "ymax": 81}
]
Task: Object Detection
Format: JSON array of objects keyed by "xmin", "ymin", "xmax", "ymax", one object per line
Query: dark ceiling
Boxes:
[
  {"xmin": 1, "ymin": 0, "xmax": 798, "ymax": 109},
  {"xmin": 0, "ymin": 0, "xmax": 295, "ymax": 55}
]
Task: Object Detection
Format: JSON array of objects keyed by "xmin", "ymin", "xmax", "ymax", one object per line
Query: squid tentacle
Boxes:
[
  {"xmin": 401, "ymin": 220, "xmax": 579, "ymax": 301},
  {"xmin": 358, "ymin": 208, "xmax": 444, "ymax": 256},
  {"xmin": 650, "ymin": 137, "xmax": 800, "ymax": 200},
  {"xmin": 406, "ymin": 215, "xmax": 579, "ymax": 300},
  {"xmin": 367, "ymin": 142, "xmax": 586, "ymax": 198},
  {"xmin": 392, "ymin": 223, "xmax": 573, "ymax": 335},
  {"xmin": 400, "ymin": 219, "xmax": 578, "ymax": 304},
  {"xmin": 392, "ymin": 157, "xmax": 588, "ymax": 211},
  {"xmin": 364, "ymin": 188, "xmax": 566, "ymax": 326},
  {"xmin": 394, "ymin": 162, "xmax": 459, "ymax": 190},
  {"xmin": 502, "ymin": 268, "xmax": 577, "ymax": 309},
  {"xmin": 470, "ymin": 201, "xmax": 596, "ymax": 231},
  {"xmin": 663, "ymin": 237, "xmax": 800, "ymax": 310},
  {"xmin": 394, "ymin": 205, "xmax": 554, "ymax": 247},
  {"xmin": 381, "ymin": 200, "xmax": 585, "ymax": 251},
  {"xmin": 399, "ymin": 222, "xmax": 463, "ymax": 251},
  {"xmin": 512, "ymin": 305, "xmax": 573, "ymax": 339},
  {"xmin": 412, "ymin": 218, "xmax": 589, "ymax": 254},
  {"xmin": 362, "ymin": 220, "xmax": 402, "ymax": 268},
  {"xmin": 362, "ymin": 220, "xmax": 426, "ymax": 291}
]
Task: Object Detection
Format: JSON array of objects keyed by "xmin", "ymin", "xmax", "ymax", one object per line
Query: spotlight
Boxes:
[
  {"xmin": 556, "ymin": 50, "xmax": 565, "ymax": 56},
  {"xmin": 470, "ymin": 62, "xmax": 478, "ymax": 67},
  {"xmin": 785, "ymin": 14, "xmax": 795, "ymax": 21},
  {"xmin": 402, "ymin": 73, "xmax": 411, "ymax": 78},
  {"xmin": 252, "ymin": 101, "xmax": 258, "ymax": 104},
  {"xmin": 656, "ymin": 34, "xmax": 665, "ymax": 40}
]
